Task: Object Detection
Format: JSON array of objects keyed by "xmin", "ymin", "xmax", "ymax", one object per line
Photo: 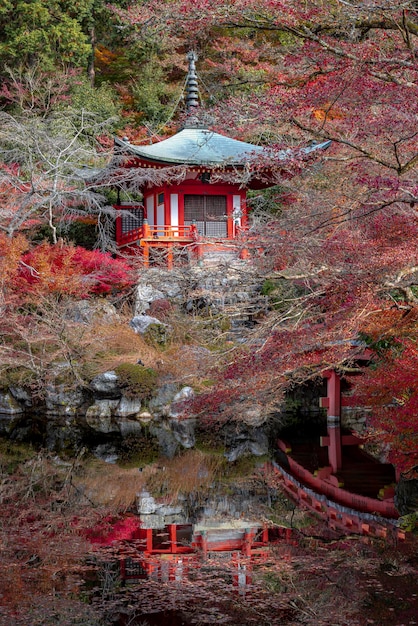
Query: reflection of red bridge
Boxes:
[{"xmin": 272, "ymin": 368, "xmax": 405, "ymax": 541}]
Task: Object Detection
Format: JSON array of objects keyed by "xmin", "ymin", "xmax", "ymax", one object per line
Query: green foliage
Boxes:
[
  {"xmin": 0, "ymin": 0, "xmax": 92, "ymax": 71},
  {"xmin": 398, "ymin": 513, "xmax": 418, "ymax": 533},
  {"xmin": 283, "ymin": 395, "xmax": 304, "ymax": 415},
  {"xmin": 60, "ymin": 220, "xmax": 98, "ymax": 249},
  {"xmin": 68, "ymin": 78, "xmax": 121, "ymax": 125},
  {"xmin": 247, "ymin": 186, "xmax": 284, "ymax": 216},
  {"xmin": 32, "ymin": 221, "xmax": 98, "ymax": 249},
  {"xmin": 114, "ymin": 364, "xmax": 158, "ymax": 400},
  {"xmin": 1, "ymin": 366, "xmax": 37, "ymax": 389},
  {"xmin": 261, "ymin": 279, "xmax": 277, "ymax": 296},
  {"xmin": 357, "ymin": 331, "xmax": 397, "ymax": 355},
  {"xmin": 130, "ymin": 60, "xmax": 173, "ymax": 123}
]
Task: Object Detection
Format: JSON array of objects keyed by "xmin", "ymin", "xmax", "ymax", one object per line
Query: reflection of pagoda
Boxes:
[
  {"xmin": 113, "ymin": 52, "xmax": 330, "ymax": 267},
  {"xmin": 116, "ymin": 520, "xmax": 293, "ymax": 586}
]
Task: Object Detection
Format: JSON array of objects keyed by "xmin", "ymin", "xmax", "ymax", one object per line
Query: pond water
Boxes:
[{"xmin": 87, "ymin": 506, "xmax": 297, "ymax": 626}]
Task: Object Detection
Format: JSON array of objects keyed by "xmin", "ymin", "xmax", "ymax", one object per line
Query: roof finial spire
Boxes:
[{"xmin": 186, "ymin": 51, "xmax": 199, "ymax": 112}]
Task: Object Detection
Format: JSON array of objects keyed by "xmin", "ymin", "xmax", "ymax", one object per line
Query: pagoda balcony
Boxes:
[
  {"xmin": 116, "ymin": 219, "xmax": 199, "ymax": 248},
  {"xmin": 141, "ymin": 222, "xmax": 198, "ymax": 242}
]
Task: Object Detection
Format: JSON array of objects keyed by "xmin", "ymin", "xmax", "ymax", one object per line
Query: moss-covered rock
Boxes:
[
  {"xmin": 143, "ymin": 322, "xmax": 170, "ymax": 347},
  {"xmin": 114, "ymin": 364, "xmax": 158, "ymax": 401}
]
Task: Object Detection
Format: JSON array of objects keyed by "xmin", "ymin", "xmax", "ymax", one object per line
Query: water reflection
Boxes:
[
  {"xmin": 115, "ymin": 521, "xmax": 292, "ymax": 591},
  {"xmin": 89, "ymin": 511, "xmax": 295, "ymax": 625}
]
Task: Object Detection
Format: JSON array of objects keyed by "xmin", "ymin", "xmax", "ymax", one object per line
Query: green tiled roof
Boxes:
[
  {"xmin": 115, "ymin": 127, "xmax": 264, "ymax": 165},
  {"xmin": 115, "ymin": 128, "xmax": 330, "ymax": 167}
]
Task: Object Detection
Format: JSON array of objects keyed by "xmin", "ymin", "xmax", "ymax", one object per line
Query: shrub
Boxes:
[
  {"xmin": 114, "ymin": 363, "xmax": 158, "ymax": 400},
  {"xmin": 148, "ymin": 298, "xmax": 173, "ymax": 320},
  {"xmin": 18, "ymin": 242, "xmax": 135, "ymax": 298}
]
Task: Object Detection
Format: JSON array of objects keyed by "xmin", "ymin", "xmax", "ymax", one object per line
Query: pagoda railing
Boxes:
[
  {"xmin": 141, "ymin": 222, "xmax": 198, "ymax": 241},
  {"xmin": 117, "ymin": 222, "xmax": 199, "ymax": 247}
]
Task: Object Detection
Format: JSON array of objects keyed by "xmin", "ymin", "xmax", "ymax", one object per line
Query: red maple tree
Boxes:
[{"xmin": 113, "ymin": 0, "xmax": 418, "ymax": 472}]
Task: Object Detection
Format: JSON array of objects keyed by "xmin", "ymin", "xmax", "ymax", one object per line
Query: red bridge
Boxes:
[{"xmin": 272, "ymin": 368, "xmax": 405, "ymax": 541}]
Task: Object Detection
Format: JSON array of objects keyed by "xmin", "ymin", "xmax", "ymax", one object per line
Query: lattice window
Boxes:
[
  {"xmin": 120, "ymin": 206, "xmax": 144, "ymax": 234},
  {"xmin": 184, "ymin": 195, "xmax": 227, "ymax": 237},
  {"xmin": 124, "ymin": 558, "xmax": 148, "ymax": 578}
]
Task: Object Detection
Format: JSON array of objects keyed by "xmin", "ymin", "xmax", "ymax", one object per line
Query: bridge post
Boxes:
[{"xmin": 321, "ymin": 370, "xmax": 343, "ymax": 472}]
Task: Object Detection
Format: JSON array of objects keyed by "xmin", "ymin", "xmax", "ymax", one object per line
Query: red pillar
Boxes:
[
  {"xmin": 142, "ymin": 219, "xmax": 150, "ymax": 238},
  {"xmin": 242, "ymin": 528, "xmax": 254, "ymax": 557},
  {"xmin": 142, "ymin": 243, "xmax": 150, "ymax": 267},
  {"xmin": 168, "ymin": 524, "xmax": 177, "ymax": 553},
  {"xmin": 167, "ymin": 244, "xmax": 173, "ymax": 270},
  {"xmin": 200, "ymin": 531, "xmax": 208, "ymax": 559},
  {"xmin": 145, "ymin": 528, "xmax": 153, "ymax": 552},
  {"xmin": 325, "ymin": 370, "xmax": 342, "ymax": 472},
  {"xmin": 115, "ymin": 207, "xmax": 122, "ymax": 246}
]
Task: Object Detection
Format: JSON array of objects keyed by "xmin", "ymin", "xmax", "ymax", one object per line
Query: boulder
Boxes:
[
  {"xmin": 0, "ymin": 391, "xmax": 24, "ymax": 414},
  {"xmin": 64, "ymin": 299, "xmax": 121, "ymax": 324},
  {"xmin": 93, "ymin": 443, "xmax": 119, "ymax": 464},
  {"xmin": 85, "ymin": 399, "xmax": 119, "ymax": 433},
  {"xmin": 137, "ymin": 491, "xmax": 157, "ymax": 514},
  {"xmin": 119, "ymin": 418, "xmax": 143, "ymax": 437},
  {"xmin": 148, "ymin": 383, "xmax": 179, "ymax": 418},
  {"xmin": 130, "ymin": 315, "xmax": 171, "ymax": 346},
  {"xmin": 240, "ymin": 403, "xmax": 266, "ymax": 427},
  {"xmin": 90, "ymin": 371, "xmax": 121, "ymax": 398},
  {"xmin": 224, "ymin": 425, "xmax": 270, "ymax": 462},
  {"xmin": 45, "ymin": 416, "xmax": 85, "ymax": 452},
  {"xmin": 135, "ymin": 274, "xmax": 183, "ymax": 315},
  {"xmin": 149, "ymin": 421, "xmax": 179, "ymax": 458},
  {"xmin": 168, "ymin": 387, "xmax": 194, "ymax": 418},
  {"xmin": 45, "ymin": 385, "xmax": 86, "ymax": 415},
  {"xmin": 135, "ymin": 284, "xmax": 165, "ymax": 314},
  {"xmin": 170, "ymin": 417, "xmax": 196, "ymax": 449},
  {"xmin": 116, "ymin": 396, "xmax": 142, "ymax": 418},
  {"xmin": 9, "ymin": 386, "xmax": 33, "ymax": 408},
  {"xmin": 138, "ymin": 411, "xmax": 153, "ymax": 423},
  {"xmin": 130, "ymin": 315, "xmax": 164, "ymax": 335}
]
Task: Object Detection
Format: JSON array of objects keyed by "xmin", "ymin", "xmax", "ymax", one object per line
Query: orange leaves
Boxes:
[
  {"xmin": 360, "ymin": 307, "xmax": 418, "ymax": 344},
  {"xmin": 0, "ymin": 233, "xmax": 29, "ymax": 284},
  {"xmin": 312, "ymin": 102, "xmax": 345, "ymax": 122},
  {"xmin": 94, "ymin": 45, "xmax": 117, "ymax": 69}
]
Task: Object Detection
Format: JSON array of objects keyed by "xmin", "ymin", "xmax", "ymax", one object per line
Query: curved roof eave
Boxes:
[
  {"xmin": 115, "ymin": 128, "xmax": 265, "ymax": 166},
  {"xmin": 114, "ymin": 131, "xmax": 331, "ymax": 167}
]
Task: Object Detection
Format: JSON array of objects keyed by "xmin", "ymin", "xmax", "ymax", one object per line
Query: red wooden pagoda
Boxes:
[{"xmin": 113, "ymin": 52, "xmax": 330, "ymax": 267}]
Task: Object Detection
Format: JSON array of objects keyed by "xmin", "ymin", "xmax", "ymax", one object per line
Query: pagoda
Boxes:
[{"xmin": 113, "ymin": 52, "xmax": 330, "ymax": 267}]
